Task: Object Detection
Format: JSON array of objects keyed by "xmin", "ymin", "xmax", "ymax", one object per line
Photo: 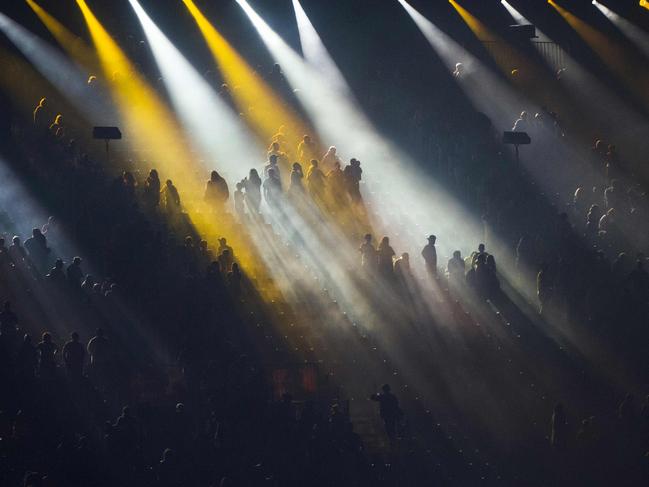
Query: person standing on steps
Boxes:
[{"xmin": 370, "ymin": 383, "xmax": 403, "ymax": 443}]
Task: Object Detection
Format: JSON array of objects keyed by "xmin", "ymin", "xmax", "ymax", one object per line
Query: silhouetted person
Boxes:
[
  {"xmin": 87, "ymin": 328, "xmax": 110, "ymax": 372},
  {"xmin": 143, "ymin": 169, "xmax": 161, "ymax": 208},
  {"xmin": 288, "ymin": 162, "xmax": 304, "ymax": 199},
  {"xmin": 217, "ymin": 238, "xmax": 234, "ymax": 273},
  {"xmin": 244, "ymin": 168, "xmax": 262, "ymax": 214},
  {"xmin": 24, "ymin": 228, "xmax": 50, "ymax": 273},
  {"xmin": 205, "ymin": 170, "xmax": 229, "ymax": 210},
  {"xmin": 378, "ymin": 237, "xmax": 396, "ymax": 279},
  {"xmin": 370, "ymin": 384, "xmax": 402, "ymax": 442},
  {"xmin": 263, "ymin": 168, "xmax": 282, "ymax": 209},
  {"xmin": 228, "ymin": 262, "xmax": 242, "ymax": 295},
  {"xmin": 585, "ymin": 204, "xmax": 601, "ymax": 238},
  {"xmin": 264, "ymin": 154, "xmax": 282, "ymax": 183},
  {"xmin": 49, "ymin": 114, "xmax": 64, "ymax": 138},
  {"xmin": 67, "ymin": 257, "xmax": 84, "ymax": 288},
  {"xmin": 394, "ymin": 252, "xmax": 411, "ymax": 285},
  {"xmin": 62, "ymin": 332, "xmax": 85, "ymax": 378},
  {"xmin": 46, "ymin": 259, "xmax": 65, "ymax": 285},
  {"xmin": 8, "ymin": 236, "xmax": 28, "ymax": 267},
  {"xmin": 161, "ymin": 179, "xmax": 181, "ymax": 214},
  {"xmin": 344, "ymin": 158, "xmax": 363, "ymax": 203},
  {"xmin": 512, "ymin": 110, "xmax": 528, "ymax": 132},
  {"xmin": 359, "ymin": 234, "xmax": 377, "ymax": 269},
  {"xmin": 326, "ymin": 161, "xmax": 347, "ymax": 209},
  {"xmin": 33, "ymin": 97, "xmax": 50, "ymax": 128},
  {"xmin": 234, "ymin": 182, "xmax": 245, "ymax": 219},
  {"xmin": 298, "ymin": 134, "xmax": 317, "ymax": 164},
  {"xmin": 37, "ymin": 332, "xmax": 57, "ymax": 376},
  {"xmin": 470, "ymin": 243, "xmax": 488, "ymax": 270},
  {"xmin": 421, "ymin": 235, "xmax": 437, "ymax": 278},
  {"xmin": 306, "ymin": 159, "xmax": 326, "ymax": 204},
  {"xmin": 267, "ymin": 141, "xmax": 288, "ymax": 167},
  {"xmin": 447, "ymin": 250, "xmax": 465, "ymax": 286},
  {"xmin": 321, "ymin": 146, "xmax": 340, "ymax": 173}
]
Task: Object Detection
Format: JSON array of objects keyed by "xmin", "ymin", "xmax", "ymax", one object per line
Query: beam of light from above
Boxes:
[
  {"xmin": 448, "ymin": 0, "xmax": 566, "ymax": 114},
  {"xmin": 641, "ymin": 0, "xmax": 649, "ymax": 11},
  {"xmin": 593, "ymin": 0, "xmax": 649, "ymax": 60},
  {"xmin": 397, "ymin": 0, "xmax": 528, "ymax": 129},
  {"xmin": 500, "ymin": 0, "xmax": 551, "ymax": 42},
  {"xmin": 128, "ymin": 0, "xmax": 261, "ymax": 181},
  {"xmin": 549, "ymin": 0, "xmax": 649, "ymax": 109},
  {"xmin": 291, "ymin": 0, "xmax": 350, "ymax": 95},
  {"xmin": 126, "ymin": 0, "xmax": 275, "ymax": 283},
  {"xmin": 497, "ymin": 0, "xmax": 649, "ymax": 155},
  {"xmin": 181, "ymin": 0, "xmax": 310, "ymax": 159},
  {"xmin": 0, "ymin": 11, "xmax": 115, "ymax": 125},
  {"xmin": 234, "ymin": 0, "xmax": 649, "ymax": 436},
  {"xmin": 401, "ymin": 0, "xmax": 649, "ymax": 390},
  {"xmin": 236, "ymin": 0, "xmax": 500, "ymax": 268},
  {"xmin": 450, "ymin": 0, "xmax": 545, "ymax": 81},
  {"xmin": 449, "ymin": 0, "xmax": 495, "ymax": 41},
  {"xmin": 75, "ymin": 0, "xmax": 215, "ymax": 207},
  {"xmin": 0, "ymin": 44, "xmax": 83, "ymax": 129},
  {"xmin": 75, "ymin": 0, "xmax": 262, "ymax": 273},
  {"xmin": 0, "ymin": 155, "xmax": 75, "ymax": 258},
  {"xmin": 26, "ymin": 0, "xmax": 100, "ymax": 73}
]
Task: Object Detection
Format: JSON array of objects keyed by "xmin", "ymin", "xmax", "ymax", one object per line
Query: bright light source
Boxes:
[
  {"xmin": 501, "ymin": 0, "xmax": 551, "ymax": 42},
  {"xmin": 593, "ymin": 0, "xmax": 649, "ymax": 59}
]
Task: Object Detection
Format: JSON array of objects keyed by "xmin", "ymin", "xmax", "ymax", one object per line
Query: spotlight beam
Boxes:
[
  {"xmin": 398, "ymin": 0, "xmax": 529, "ymax": 129},
  {"xmin": 500, "ymin": 0, "xmax": 551, "ymax": 42},
  {"xmin": 75, "ymin": 0, "xmax": 202, "ymax": 193},
  {"xmin": 0, "ymin": 11, "xmax": 115, "ymax": 124},
  {"xmin": 26, "ymin": 0, "xmax": 100, "ymax": 74},
  {"xmin": 549, "ymin": 0, "xmax": 649, "ymax": 109},
  {"xmin": 291, "ymin": 0, "xmax": 350, "ymax": 95},
  {"xmin": 593, "ymin": 0, "xmax": 649, "ymax": 60},
  {"xmin": 237, "ymin": 0, "xmax": 500, "ymax": 266},
  {"xmin": 129, "ymin": 0, "xmax": 261, "ymax": 180},
  {"xmin": 181, "ymin": 0, "xmax": 309, "ymax": 159}
]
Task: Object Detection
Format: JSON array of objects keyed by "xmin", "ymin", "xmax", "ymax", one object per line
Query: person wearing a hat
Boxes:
[{"xmin": 422, "ymin": 235, "xmax": 437, "ymax": 278}]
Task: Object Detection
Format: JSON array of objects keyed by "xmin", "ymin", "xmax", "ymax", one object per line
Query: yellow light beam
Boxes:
[
  {"xmin": 549, "ymin": 0, "xmax": 649, "ymax": 107},
  {"xmin": 75, "ymin": 0, "xmax": 264, "ymax": 272},
  {"xmin": 449, "ymin": 0, "xmax": 562, "ymax": 111},
  {"xmin": 75, "ymin": 0, "xmax": 195, "ymax": 178},
  {"xmin": 641, "ymin": 0, "xmax": 649, "ymax": 12},
  {"xmin": 0, "ymin": 45, "xmax": 60, "ymax": 114},
  {"xmin": 26, "ymin": 0, "xmax": 100, "ymax": 74},
  {"xmin": 449, "ymin": 0, "xmax": 496, "ymax": 41},
  {"xmin": 449, "ymin": 0, "xmax": 536, "ymax": 77},
  {"xmin": 182, "ymin": 0, "xmax": 311, "ymax": 158}
]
